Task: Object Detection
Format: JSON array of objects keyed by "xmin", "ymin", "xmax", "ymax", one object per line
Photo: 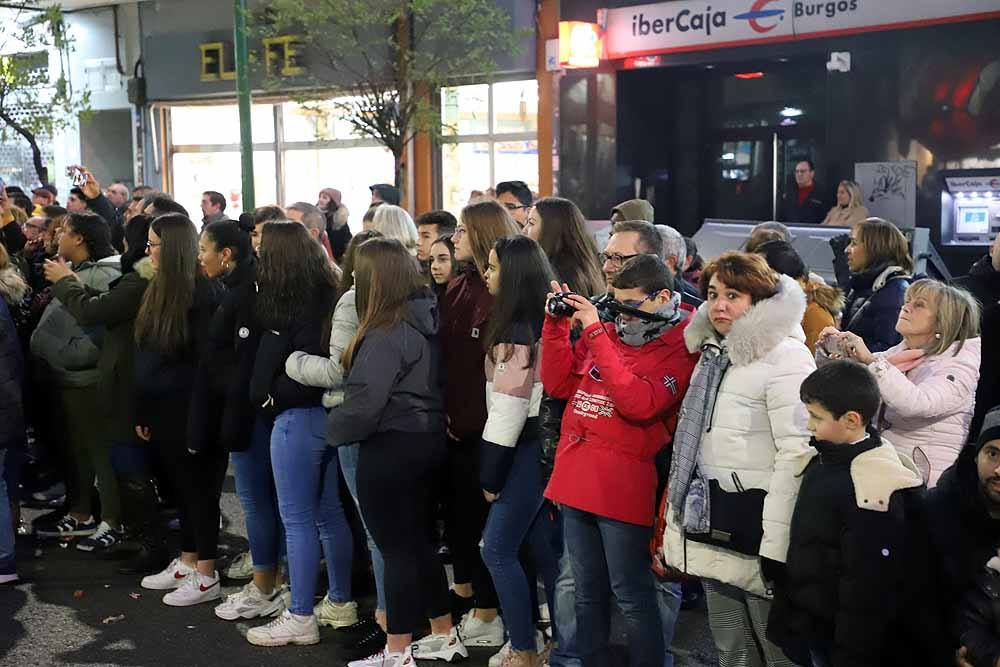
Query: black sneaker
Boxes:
[
  {"xmin": 36, "ymin": 515, "xmax": 98, "ymax": 538},
  {"xmin": 344, "ymin": 619, "xmax": 388, "ymax": 660}
]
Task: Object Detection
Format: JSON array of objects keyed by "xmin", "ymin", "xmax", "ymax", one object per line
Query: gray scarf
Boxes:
[
  {"xmin": 614, "ymin": 292, "xmax": 683, "ymax": 347},
  {"xmin": 667, "ymin": 342, "xmax": 730, "ymax": 533}
]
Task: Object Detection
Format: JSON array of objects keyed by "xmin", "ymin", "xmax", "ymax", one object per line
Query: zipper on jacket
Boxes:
[{"xmin": 703, "ymin": 364, "xmax": 729, "ymax": 434}]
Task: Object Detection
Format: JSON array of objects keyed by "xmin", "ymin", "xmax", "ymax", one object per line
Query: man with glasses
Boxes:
[
  {"xmin": 22, "ymin": 217, "xmax": 49, "ymax": 245},
  {"xmin": 495, "ymin": 180, "xmax": 533, "ymax": 229},
  {"xmin": 780, "ymin": 158, "xmax": 829, "ymax": 224}
]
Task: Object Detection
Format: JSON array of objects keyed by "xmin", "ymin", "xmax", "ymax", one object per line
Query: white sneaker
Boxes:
[
  {"xmin": 224, "ymin": 551, "xmax": 254, "ymax": 580},
  {"xmin": 0, "ymin": 573, "xmax": 19, "ymax": 585},
  {"xmin": 214, "ymin": 582, "xmax": 284, "ymax": 620},
  {"xmin": 314, "ymin": 596, "xmax": 359, "ymax": 628},
  {"xmin": 411, "ymin": 626, "xmax": 470, "ymax": 662},
  {"xmin": 458, "ymin": 612, "xmax": 505, "ymax": 647},
  {"xmin": 163, "ymin": 571, "xmax": 222, "ymax": 607},
  {"xmin": 141, "ymin": 558, "xmax": 194, "ymax": 590},
  {"xmin": 246, "ymin": 609, "xmax": 320, "ymax": 647},
  {"xmin": 349, "ymin": 646, "xmax": 416, "ymax": 667},
  {"xmin": 489, "ymin": 631, "xmax": 547, "ymax": 667}
]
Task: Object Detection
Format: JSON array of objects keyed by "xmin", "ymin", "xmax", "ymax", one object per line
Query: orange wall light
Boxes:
[{"xmin": 558, "ymin": 21, "xmax": 603, "ymax": 69}]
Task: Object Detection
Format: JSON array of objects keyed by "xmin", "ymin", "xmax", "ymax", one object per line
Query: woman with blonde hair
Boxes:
[
  {"xmin": 818, "ymin": 279, "xmax": 981, "ymax": 486},
  {"xmin": 428, "ymin": 199, "xmax": 519, "ymax": 648},
  {"xmin": 822, "ymin": 180, "xmax": 869, "ymax": 227},
  {"xmin": 370, "ymin": 205, "xmax": 418, "ymax": 256}
]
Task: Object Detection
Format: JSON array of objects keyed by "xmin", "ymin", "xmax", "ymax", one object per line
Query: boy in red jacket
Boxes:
[{"xmin": 542, "ymin": 255, "xmax": 698, "ymax": 667}]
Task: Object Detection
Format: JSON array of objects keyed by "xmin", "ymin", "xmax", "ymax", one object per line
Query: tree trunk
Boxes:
[{"xmin": 0, "ymin": 109, "xmax": 48, "ymax": 184}]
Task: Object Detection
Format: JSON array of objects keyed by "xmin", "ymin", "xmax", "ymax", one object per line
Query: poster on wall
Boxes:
[{"xmin": 854, "ymin": 161, "xmax": 917, "ymax": 229}]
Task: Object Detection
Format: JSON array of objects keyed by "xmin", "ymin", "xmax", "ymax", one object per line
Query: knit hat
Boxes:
[
  {"xmin": 611, "ymin": 198, "xmax": 654, "ymax": 223},
  {"xmin": 977, "ymin": 406, "xmax": 1000, "ymax": 453}
]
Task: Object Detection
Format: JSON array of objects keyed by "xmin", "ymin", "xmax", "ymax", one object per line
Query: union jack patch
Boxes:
[{"xmin": 663, "ymin": 375, "xmax": 678, "ymax": 395}]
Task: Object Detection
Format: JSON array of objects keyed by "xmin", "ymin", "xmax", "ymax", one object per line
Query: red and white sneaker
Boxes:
[
  {"xmin": 349, "ymin": 646, "xmax": 417, "ymax": 667},
  {"xmin": 163, "ymin": 570, "xmax": 222, "ymax": 607},
  {"xmin": 411, "ymin": 626, "xmax": 469, "ymax": 662},
  {"xmin": 140, "ymin": 558, "xmax": 195, "ymax": 591}
]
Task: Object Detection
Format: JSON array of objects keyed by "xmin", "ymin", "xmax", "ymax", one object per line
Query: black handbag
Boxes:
[{"xmin": 685, "ymin": 473, "xmax": 767, "ymax": 556}]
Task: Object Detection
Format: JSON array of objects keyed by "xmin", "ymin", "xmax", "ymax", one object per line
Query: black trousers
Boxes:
[
  {"xmin": 156, "ymin": 441, "xmax": 228, "ymax": 561},
  {"xmin": 443, "ymin": 436, "xmax": 499, "ymax": 609},
  {"xmin": 358, "ymin": 431, "xmax": 452, "ymax": 635}
]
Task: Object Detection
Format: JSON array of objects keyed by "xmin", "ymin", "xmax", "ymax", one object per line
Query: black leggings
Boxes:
[
  {"xmin": 444, "ymin": 436, "xmax": 499, "ymax": 609},
  {"xmin": 157, "ymin": 441, "xmax": 228, "ymax": 561},
  {"xmin": 358, "ymin": 431, "xmax": 451, "ymax": 635}
]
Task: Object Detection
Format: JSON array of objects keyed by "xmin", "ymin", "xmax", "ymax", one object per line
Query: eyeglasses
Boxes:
[
  {"xmin": 24, "ymin": 223, "xmax": 47, "ymax": 232},
  {"xmin": 599, "ymin": 252, "xmax": 640, "ymax": 266},
  {"xmin": 146, "ymin": 241, "xmax": 161, "ymax": 249}
]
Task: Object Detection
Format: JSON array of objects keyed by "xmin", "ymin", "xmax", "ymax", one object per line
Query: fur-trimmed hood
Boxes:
[
  {"xmin": 132, "ymin": 257, "xmax": 155, "ymax": 280},
  {"xmin": 684, "ymin": 273, "xmax": 807, "ymax": 366},
  {"xmin": 802, "ymin": 277, "xmax": 844, "ymax": 317},
  {"xmin": 0, "ymin": 267, "xmax": 28, "ymax": 305}
]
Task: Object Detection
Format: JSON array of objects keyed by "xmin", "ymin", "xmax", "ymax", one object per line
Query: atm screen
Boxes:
[{"xmin": 957, "ymin": 207, "xmax": 990, "ymax": 235}]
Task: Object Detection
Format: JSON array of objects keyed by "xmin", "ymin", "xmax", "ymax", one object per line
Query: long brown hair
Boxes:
[
  {"xmin": 255, "ymin": 221, "xmax": 338, "ymax": 334},
  {"xmin": 461, "ymin": 200, "xmax": 519, "ymax": 274},
  {"xmin": 337, "ymin": 229, "xmax": 382, "ymax": 299},
  {"xmin": 854, "ymin": 218, "xmax": 914, "ymax": 273},
  {"xmin": 134, "ymin": 214, "xmax": 199, "ymax": 354},
  {"xmin": 532, "ymin": 197, "xmax": 603, "ymax": 297},
  {"xmin": 341, "ymin": 238, "xmax": 424, "ymax": 372}
]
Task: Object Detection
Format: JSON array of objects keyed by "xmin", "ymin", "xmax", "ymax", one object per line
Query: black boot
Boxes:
[{"xmin": 118, "ymin": 475, "xmax": 169, "ymax": 576}]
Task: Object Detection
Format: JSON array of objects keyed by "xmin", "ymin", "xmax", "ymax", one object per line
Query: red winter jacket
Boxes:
[{"xmin": 542, "ymin": 316, "xmax": 699, "ymax": 527}]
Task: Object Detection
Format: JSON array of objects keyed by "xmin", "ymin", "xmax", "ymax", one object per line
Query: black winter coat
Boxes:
[
  {"xmin": 779, "ymin": 182, "xmax": 829, "ymax": 224},
  {"xmin": 768, "ymin": 435, "xmax": 930, "ymax": 667},
  {"xmin": 841, "ymin": 264, "xmax": 909, "ymax": 353},
  {"xmin": 134, "ymin": 277, "xmax": 222, "ymax": 443},
  {"xmin": 249, "ymin": 300, "xmax": 327, "ymax": 417},
  {"xmin": 953, "ymin": 256, "xmax": 1000, "ymax": 437},
  {"xmin": 925, "ymin": 446, "xmax": 1000, "ymax": 658},
  {"xmin": 0, "ymin": 297, "xmax": 24, "ymax": 451},
  {"xmin": 960, "ymin": 565, "xmax": 1000, "ymax": 667},
  {"xmin": 188, "ymin": 257, "xmax": 260, "ymax": 453}
]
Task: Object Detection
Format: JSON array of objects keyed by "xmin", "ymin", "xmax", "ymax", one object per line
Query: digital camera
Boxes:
[{"xmin": 546, "ymin": 292, "xmax": 577, "ymax": 318}]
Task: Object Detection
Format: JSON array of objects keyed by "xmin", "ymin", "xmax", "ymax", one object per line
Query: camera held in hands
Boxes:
[{"xmin": 546, "ymin": 292, "xmax": 577, "ymax": 318}]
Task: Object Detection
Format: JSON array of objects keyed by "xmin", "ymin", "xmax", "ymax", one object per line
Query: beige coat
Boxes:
[{"xmin": 822, "ymin": 204, "xmax": 870, "ymax": 227}]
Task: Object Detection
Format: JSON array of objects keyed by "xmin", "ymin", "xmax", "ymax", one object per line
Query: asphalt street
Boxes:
[{"xmin": 0, "ymin": 469, "xmax": 718, "ymax": 667}]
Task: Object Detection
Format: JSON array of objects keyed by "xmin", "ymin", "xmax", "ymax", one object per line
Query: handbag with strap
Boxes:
[{"xmin": 685, "ymin": 472, "xmax": 767, "ymax": 556}]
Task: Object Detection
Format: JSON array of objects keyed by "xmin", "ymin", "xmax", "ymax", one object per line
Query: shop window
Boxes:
[
  {"xmin": 440, "ymin": 80, "xmax": 538, "ymax": 215},
  {"xmin": 172, "ymin": 151, "xmax": 276, "ymax": 219}
]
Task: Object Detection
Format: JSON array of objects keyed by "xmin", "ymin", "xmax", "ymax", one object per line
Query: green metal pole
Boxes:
[{"xmin": 234, "ymin": 0, "xmax": 255, "ymax": 211}]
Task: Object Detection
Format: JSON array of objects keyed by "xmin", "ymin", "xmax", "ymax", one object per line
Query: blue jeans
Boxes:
[
  {"xmin": 563, "ymin": 507, "xmax": 663, "ymax": 667},
  {"xmin": 0, "ymin": 450, "xmax": 13, "ymax": 576},
  {"xmin": 550, "ymin": 544, "xmax": 582, "ymax": 667},
  {"xmin": 481, "ymin": 441, "xmax": 559, "ymax": 651},
  {"xmin": 655, "ymin": 579, "xmax": 682, "ymax": 667},
  {"xmin": 339, "ymin": 442, "xmax": 387, "ymax": 612},
  {"xmin": 271, "ymin": 407, "xmax": 353, "ymax": 616},
  {"xmin": 232, "ymin": 414, "xmax": 285, "ymax": 571}
]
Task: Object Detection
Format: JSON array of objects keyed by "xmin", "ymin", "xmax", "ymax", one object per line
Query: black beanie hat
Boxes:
[{"xmin": 976, "ymin": 406, "xmax": 1000, "ymax": 453}]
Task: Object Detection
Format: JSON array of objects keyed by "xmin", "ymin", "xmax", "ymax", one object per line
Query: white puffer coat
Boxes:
[{"xmin": 663, "ymin": 275, "xmax": 816, "ymax": 597}]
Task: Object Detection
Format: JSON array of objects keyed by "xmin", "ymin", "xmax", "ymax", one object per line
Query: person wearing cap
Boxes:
[
  {"xmin": 32, "ymin": 184, "xmax": 59, "ymax": 210},
  {"xmin": 370, "ymin": 183, "xmax": 401, "ymax": 207},
  {"xmin": 317, "ymin": 188, "xmax": 351, "ymax": 264},
  {"xmin": 610, "ymin": 198, "xmax": 654, "ymax": 224},
  {"xmin": 925, "ymin": 406, "xmax": 1000, "ymax": 667}
]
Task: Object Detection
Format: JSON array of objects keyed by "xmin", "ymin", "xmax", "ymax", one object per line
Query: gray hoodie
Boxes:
[{"xmin": 326, "ymin": 288, "xmax": 445, "ymax": 446}]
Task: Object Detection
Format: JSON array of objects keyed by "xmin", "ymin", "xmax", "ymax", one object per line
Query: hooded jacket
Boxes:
[
  {"xmin": 662, "ymin": 275, "xmax": 816, "ymax": 596},
  {"xmin": 610, "ymin": 199, "xmax": 655, "ymax": 223},
  {"xmin": 30, "ymin": 257, "xmax": 120, "ymax": 387},
  {"xmin": 542, "ymin": 313, "xmax": 699, "ymax": 527},
  {"xmin": 842, "ymin": 264, "xmax": 909, "ymax": 353},
  {"xmin": 51, "ymin": 258, "xmax": 155, "ymax": 441},
  {"xmin": 767, "ymin": 434, "xmax": 924, "ymax": 667},
  {"xmin": 188, "ymin": 257, "xmax": 260, "ymax": 453},
  {"xmin": 440, "ymin": 265, "xmax": 492, "ymax": 441},
  {"xmin": 866, "ymin": 337, "xmax": 981, "ymax": 487},
  {"xmin": 953, "ymin": 256, "xmax": 1000, "ymax": 437},
  {"xmin": 800, "ymin": 277, "xmax": 844, "ymax": 354},
  {"xmin": 327, "ymin": 287, "xmax": 445, "ymax": 446}
]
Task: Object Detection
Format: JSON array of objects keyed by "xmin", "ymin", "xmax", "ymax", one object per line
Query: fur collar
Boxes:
[
  {"xmin": 684, "ymin": 274, "xmax": 807, "ymax": 366},
  {"xmin": 0, "ymin": 268, "xmax": 28, "ymax": 304},
  {"xmin": 133, "ymin": 257, "xmax": 156, "ymax": 280},
  {"xmin": 850, "ymin": 442, "xmax": 923, "ymax": 512},
  {"xmin": 802, "ymin": 277, "xmax": 844, "ymax": 316}
]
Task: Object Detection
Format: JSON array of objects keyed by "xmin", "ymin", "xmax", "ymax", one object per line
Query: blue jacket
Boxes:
[{"xmin": 842, "ymin": 265, "xmax": 910, "ymax": 353}]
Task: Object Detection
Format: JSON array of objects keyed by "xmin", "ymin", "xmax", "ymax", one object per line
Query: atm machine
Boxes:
[{"xmin": 940, "ymin": 169, "xmax": 1000, "ymax": 247}]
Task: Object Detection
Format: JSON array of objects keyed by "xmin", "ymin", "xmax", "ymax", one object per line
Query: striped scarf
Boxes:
[{"xmin": 667, "ymin": 343, "xmax": 730, "ymax": 532}]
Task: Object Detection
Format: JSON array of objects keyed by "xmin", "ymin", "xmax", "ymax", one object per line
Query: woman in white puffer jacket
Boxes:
[{"xmin": 662, "ymin": 252, "xmax": 815, "ymax": 667}]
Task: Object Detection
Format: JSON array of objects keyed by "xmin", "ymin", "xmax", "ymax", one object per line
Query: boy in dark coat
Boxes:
[{"xmin": 767, "ymin": 360, "xmax": 924, "ymax": 667}]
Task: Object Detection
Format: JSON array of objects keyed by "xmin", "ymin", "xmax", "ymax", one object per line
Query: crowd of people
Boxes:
[{"xmin": 1, "ymin": 166, "xmax": 999, "ymax": 667}]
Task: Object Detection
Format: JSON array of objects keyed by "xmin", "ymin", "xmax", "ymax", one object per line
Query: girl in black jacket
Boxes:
[
  {"xmin": 245, "ymin": 222, "xmax": 357, "ymax": 648},
  {"xmin": 328, "ymin": 238, "xmax": 466, "ymax": 667},
  {"xmin": 131, "ymin": 214, "xmax": 224, "ymax": 606}
]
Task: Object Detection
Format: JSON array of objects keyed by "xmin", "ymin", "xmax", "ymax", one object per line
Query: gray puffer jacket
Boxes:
[
  {"xmin": 30, "ymin": 257, "xmax": 120, "ymax": 387},
  {"xmin": 327, "ymin": 287, "xmax": 445, "ymax": 446},
  {"xmin": 285, "ymin": 287, "xmax": 358, "ymax": 408}
]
